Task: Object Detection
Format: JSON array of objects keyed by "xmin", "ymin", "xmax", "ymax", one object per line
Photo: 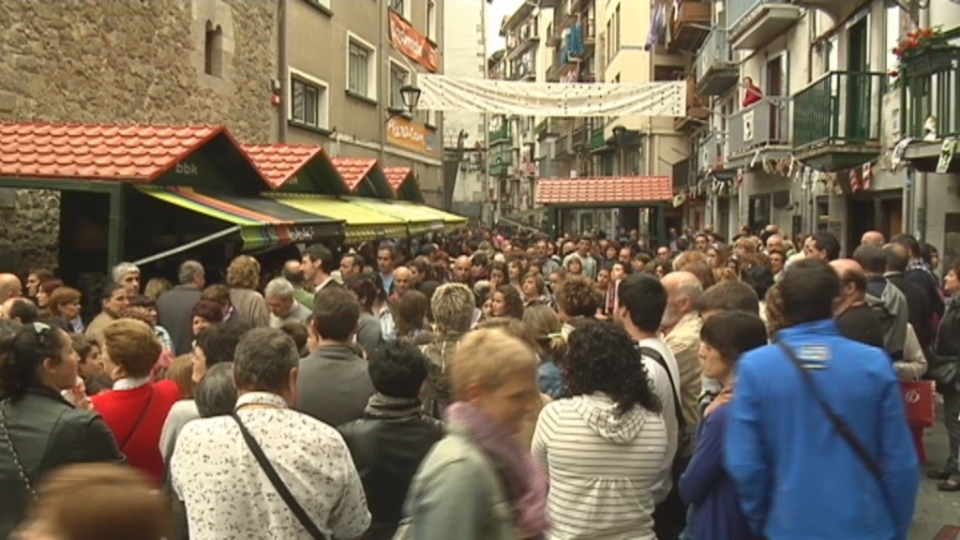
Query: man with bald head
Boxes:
[
  {"xmin": 829, "ymin": 258, "xmax": 885, "ymax": 349},
  {"xmin": 282, "ymin": 259, "xmax": 315, "ymax": 309},
  {"xmin": 661, "ymin": 271, "xmax": 705, "ymax": 436},
  {"xmin": 0, "ymin": 273, "xmax": 22, "ymax": 303},
  {"xmin": 453, "ymin": 256, "xmax": 472, "ymax": 285},
  {"xmin": 861, "ymin": 230, "xmax": 886, "ymax": 247},
  {"xmin": 389, "ymin": 267, "xmax": 413, "ymax": 303}
]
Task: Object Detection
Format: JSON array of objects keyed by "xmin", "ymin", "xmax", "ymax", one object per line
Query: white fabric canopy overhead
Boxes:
[{"xmin": 417, "ymin": 74, "xmax": 685, "ymax": 118}]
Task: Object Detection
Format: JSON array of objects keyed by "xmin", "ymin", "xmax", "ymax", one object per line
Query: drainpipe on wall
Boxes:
[
  {"xmin": 379, "ymin": 3, "xmax": 388, "ymax": 167},
  {"xmin": 481, "ymin": 0, "xmax": 491, "ymax": 225},
  {"xmin": 915, "ymin": 3, "xmax": 930, "ymax": 243},
  {"xmin": 278, "ymin": 0, "xmax": 288, "ymax": 143}
]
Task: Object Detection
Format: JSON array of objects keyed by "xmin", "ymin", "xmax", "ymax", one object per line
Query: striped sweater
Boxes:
[{"xmin": 532, "ymin": 393, "xmax": 669, "ymax": 540}]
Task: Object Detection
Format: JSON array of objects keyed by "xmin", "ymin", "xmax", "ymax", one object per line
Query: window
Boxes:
[
  {"xmin": 289, "ymin": 69, "xmax": 329, "ymax": 130},
  {"xmin": 427, "ymin": 110, "xmax": 437, "ymax": 127},
  {"xmin": 654, "ymin": 65, "xmax": 685, "ymax": 81},
  {"xmin": 390, "ymin": 0, "xmax": 410, "ymax": 21},
  {"xmin": 614, "ymin": 5, "xmax": 621, "ymax": 52},
  {"xmin": 390, "ymin": 61, "xmax": 411, "ymax": 109},
  {"xmin": 885, "ymin": 5, "xmax": 902, "ymax": 72},
  {"xmin": 347, "ymin": 35, "xmax": 376, "ymax": 99},
  {"xmin": 204, "ymin": 21, "xmax": 223, "ymax": 78},
  {"xmin": 427, "ymin": 0, "xmax": 437, "ymax": 41}
]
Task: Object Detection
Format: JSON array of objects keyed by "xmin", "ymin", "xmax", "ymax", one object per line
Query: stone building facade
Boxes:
[{"xmin": 0, "ymin": 0, "xmax": 277, "ymax": 270}]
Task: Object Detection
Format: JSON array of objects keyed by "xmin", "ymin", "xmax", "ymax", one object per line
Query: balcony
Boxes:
[
  {"xmin": 546, "ymin": 45, "xmax": 577, "ymax": 82},
  {"xmin": 728, "ymin": 96, "xmax": 790, "ymax": 162},
  {"xmin": 490, "ymin": 153, "xmax": 513, "ymax": 178},
  {"xmin": 572, "ymin": 120, "xmax": 588, "ymax": 149},
  {"xmin": 507, "ymin": 19, "xmax": 540, "ymax": 60},
  {"xmin": 668, "ymin": 1, "xmax": 711, "ymax": 52},
  {"xmin": 792, "ymin": 71, "xmax": 884, "ymax": 171},
  {"xmin": 511, "ymin": 58, "xmax": 537, "ymax": 81},
  {"xmin": 727, "ymin": 0, "xmax": 801, "ymax": 51},
  {"xmin": 547, "ymin": 0, "xmax": 573, "ymax": 47},
  {"xmin": 900, "ymin": 45, "xmax": 960, "ymax": 172},
  {"xmin": 489, "ymin": 120, "xmax": 512, "ymax": 145},
  {"xmin": 699, "ymin": 131, "xmax": 730, "ymax": 173},
  {"xmin": 536, "ymin": 118, "xmax": 563, "ymax": 142},
  {"xmin": 675, "ymin": 75, "xmax": 711, "ymax": 132},
  {"xmin": 589, "ymin": 126, "xmax": 607, "ymax": 152},
  {"xmin": 696, "ymin": 29, "xmax": 738, "ymax": 96},
  {"xmin": 555, "ymin": 134, "xmax": 572, "ymax": 157},
  {"xmin": 790, "ymin": 0, "xmax": 862, "ymax": 21}
]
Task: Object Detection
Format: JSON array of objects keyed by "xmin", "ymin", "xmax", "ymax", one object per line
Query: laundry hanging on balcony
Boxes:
[
  {"xmin": 416, "ymin": 74, "xmax": 685, "ymax": 118},
  {"xmin": 645, "ymin": 3, "xmax": 668, "ymax": 51},
  {"xmin": 568, "ymin": 21, "xmax": 584, "ymax": 58}
]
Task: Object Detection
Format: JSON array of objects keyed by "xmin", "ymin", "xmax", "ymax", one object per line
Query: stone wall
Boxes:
[{"xmin": 0, "ymin": 0, "xmax": 278, "ymax": 271}]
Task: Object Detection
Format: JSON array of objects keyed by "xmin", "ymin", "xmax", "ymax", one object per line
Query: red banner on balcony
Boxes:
[{"xmin": 389, "ymin": 11, "xmax": 439, "ymax": 73}]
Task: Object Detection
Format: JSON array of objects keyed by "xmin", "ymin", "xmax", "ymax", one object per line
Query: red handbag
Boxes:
[{"xmin": 901, "ymin": 380, "xmax": 936, "ymax": 428}]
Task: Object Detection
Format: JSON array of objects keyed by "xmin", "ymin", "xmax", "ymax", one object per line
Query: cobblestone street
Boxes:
[{"xmin": 912, "ymin": 406, "xmax": 960, "ymax": 539}]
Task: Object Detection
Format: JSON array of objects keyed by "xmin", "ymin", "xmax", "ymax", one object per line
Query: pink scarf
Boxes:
[{"xmin": 446, "ymin": 402, "xmax": 549, "ymax": 536}]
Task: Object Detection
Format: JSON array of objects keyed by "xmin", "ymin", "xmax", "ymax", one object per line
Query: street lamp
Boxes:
[
  {"xmin": 400, "ymin": 84, "xmax": 422, "ymax": 114},
  {"xmin": 612, "ymin": 124, "xmax": 627, "ymax": 144}
]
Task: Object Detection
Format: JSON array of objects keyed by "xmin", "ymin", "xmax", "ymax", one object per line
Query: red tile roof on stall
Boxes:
[
  {"xmin": 383, "ymin": 166, "xmax": 413, "ymax": 192},
  {"xmin": 242, "ymin": 143, "xmax": 329, "ymax": 189},
  {"xmin": 330, "ymin": 157, "xmax": 377, "ymax": 192},
  {"xmin": 0, "ymin": 122, "xmax": 224, "ymax": 182},
  {"xmin": 536, "ymin": 176, "xmax": 673, "ymax": 205}
]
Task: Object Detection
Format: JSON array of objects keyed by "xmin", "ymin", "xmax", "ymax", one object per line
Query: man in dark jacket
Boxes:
[
  {"xmin": 884, "ymin": 244, "xmax": 933, "ymax": 350},
  {"xmin": 892, "ymin": 234, "xmax": 945, "ymax": 330},
  {"xmin": 338, "ymin": 341, "xmax": 443, "ymax": 540},
  {"xmin": 297, "ymin": 287, "xmax": 374, "ymax": 427},
  {"xmin": 156, "ymin": 260, "xmax": 205, "ymax": 356}
]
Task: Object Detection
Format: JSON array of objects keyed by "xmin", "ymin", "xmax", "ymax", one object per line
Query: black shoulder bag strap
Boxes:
[
  {"xmin": 230, "ymin": 413, "xmax": 327, "ymax": 540},
  {"xmin": 775, "ymin": 340, "xmax": 883, "ymax": 480},
  {"xmin": 639, "ymin": 346, "xmax": 687, "ymax": 433}
]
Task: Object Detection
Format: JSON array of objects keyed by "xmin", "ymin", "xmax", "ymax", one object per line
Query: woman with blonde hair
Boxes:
[
  {"xmin": 143, "ymin": 277, "xmax": 173, "ymax": 302},
  {"xmin": 224, "ymin": 255, "xmax": 269, "ymax": 327},
  {"xmin": 400, "ymin": 328, "xmax": 548, "ymax": 540},
  {"xmin": 522, "ymin": 305, "xmax": 566, "ymax": 398},
  {"xmin": 12, "ymin": 463, "xmax": 170, "ymax": 540}
]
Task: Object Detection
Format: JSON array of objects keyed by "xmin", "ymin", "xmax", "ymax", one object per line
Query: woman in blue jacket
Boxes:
[{"xmin": 680, "ymin": 310, "xmax": 768, "ymax": 540}]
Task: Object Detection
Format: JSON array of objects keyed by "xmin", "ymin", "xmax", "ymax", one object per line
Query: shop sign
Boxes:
[
  {"xmin": 389, "ymin": 10, "xmax": 439, "ymax": 73},
  {"xmin": 387, "ymin": 116, "xmax": 436, "ymax": 155}
]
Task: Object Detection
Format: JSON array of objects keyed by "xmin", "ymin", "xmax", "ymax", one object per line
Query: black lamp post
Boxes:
[{"xmin": 400, "ymin": 84, "xmax": 422, "ymax": 114}]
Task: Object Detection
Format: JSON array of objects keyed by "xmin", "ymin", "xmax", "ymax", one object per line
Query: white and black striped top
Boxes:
[{"xmin": 532, "ymin": 393, "xmax": 669, "ymax": 540}]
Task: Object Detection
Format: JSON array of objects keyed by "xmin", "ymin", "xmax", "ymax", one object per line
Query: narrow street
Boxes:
[{"xmin": 913, "ymin": 407, "xmax": 959, "ymax": 539}]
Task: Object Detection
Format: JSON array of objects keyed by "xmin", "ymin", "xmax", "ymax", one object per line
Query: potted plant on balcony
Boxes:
[{"xmin": 891, "ymin": 27, "xmax": 957, "ymax": 82}]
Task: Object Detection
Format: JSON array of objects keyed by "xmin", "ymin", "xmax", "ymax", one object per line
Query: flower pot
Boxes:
[{"xmin": 903, "ymin": 46, "xmax": 959, "ymax": 77}]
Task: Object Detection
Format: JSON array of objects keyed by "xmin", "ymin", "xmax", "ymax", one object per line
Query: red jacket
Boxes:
[
  {"xmin": 743, "ymin": 84, "xmax": 763, "ymax": 107},
  {"xmin": 92, "ymin": 380, "xmax": 181, "ymax": 485}
]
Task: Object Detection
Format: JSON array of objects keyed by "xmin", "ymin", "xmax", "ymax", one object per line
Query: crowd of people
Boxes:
[{"xmin": 0, "ymin": 223, "xmax": 950, "ymax": 539}]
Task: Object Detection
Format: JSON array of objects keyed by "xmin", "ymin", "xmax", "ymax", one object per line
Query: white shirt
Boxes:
[
  {"xmin": 636, "ymin": 337, "xmax": 681, "ymax": 503},
  {"xmin": 170, "ymin": 392, "xmax": 370, "ymax": 540}
]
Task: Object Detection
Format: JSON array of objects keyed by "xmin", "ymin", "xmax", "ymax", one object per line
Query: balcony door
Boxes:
[
  {"xmin": 847, "ymin": 16, "xmax": 870, "ymax": 140},
  {"xmin": 763, "ymin": 55, "xmax": 787, "ymax": 142}
]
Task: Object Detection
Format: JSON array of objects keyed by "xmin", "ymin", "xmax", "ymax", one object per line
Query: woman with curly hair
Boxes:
[
  {"xmin": 554, "ymin": 275, "xmax": 601, "ymax": 339},
  {"xmin": 224, "ymin": 255, "xmax": 269, "ymax": 327},
  {"xmin": 532, "ymin": 320, "xmax": 666, "ymax": 539},
  {"xmin": 491, "ymin": 285, "xmax": 525, "ymax": 320}
]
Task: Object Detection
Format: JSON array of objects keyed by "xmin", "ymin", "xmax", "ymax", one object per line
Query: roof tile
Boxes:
[
  {"xmin": 330, "ymin": 157, "xmax": 377, "ymax": 192},
  {"xmin": 0, "ymin": 121, "xmax": 222, "ymax": 182},
  {"xmin": 241, "ymin": 143, "xmax": 329, "ymax": 190},
  {"xmin": 382, "ymin": 166, "xmax": 413, "ymax": 192},
  {"xmin": 536, "ymin": 176, "xmax": 673, "ymax": 205}
]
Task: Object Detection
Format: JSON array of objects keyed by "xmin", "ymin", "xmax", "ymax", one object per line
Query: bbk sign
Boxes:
[{"xmin": 175, "ymin": 161, "xmax": 200, "ymax": 176}]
